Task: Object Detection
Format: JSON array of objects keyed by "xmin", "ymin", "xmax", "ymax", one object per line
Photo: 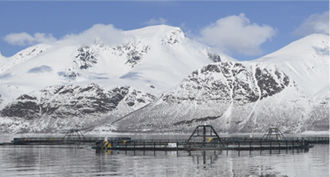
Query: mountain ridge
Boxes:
[{"xmin": 0, "ymin": 25, "xmax": 328, "ymax": 133}]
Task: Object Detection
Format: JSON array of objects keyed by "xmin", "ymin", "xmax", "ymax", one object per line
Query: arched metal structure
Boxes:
[
  {"xmin": 186, "ymin": 125, "xmax": 224, "ymax": 146},
  {"xmin": 262, "ymin": 128, "xmax": 286, "ymax": 140},
  {"xmin": 62, "ymin": 129, "xmax": 86, "ymax": 141}
]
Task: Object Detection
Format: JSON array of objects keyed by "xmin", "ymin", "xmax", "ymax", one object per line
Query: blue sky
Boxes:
[{"xmin": 0, "ymin": 1, "xmax": 329, "ymax": 61}]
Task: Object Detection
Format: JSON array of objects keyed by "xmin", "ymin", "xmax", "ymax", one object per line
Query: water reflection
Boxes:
[
  {"xmin": 93, "ymin": 146, "xmax": 328, "ymax": 177},
  {"xmin": 0, "ymin": 143, "xmax": 328, "ymax": 177},
  {"xmin": 96, "ymin": 147, "xmax": 311, "ymax": 158},
  {"xmin": 189, "ymin": 150, "xmax": 221, "ymax": 165}
]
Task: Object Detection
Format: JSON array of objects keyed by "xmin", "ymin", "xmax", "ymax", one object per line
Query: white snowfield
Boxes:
[{"xmin": 0, "ymin": 25, "xmax": 232, "ymax": 107}]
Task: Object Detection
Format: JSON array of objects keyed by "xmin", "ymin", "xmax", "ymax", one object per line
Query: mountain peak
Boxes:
[
  {"xmin": 127, "ymin": 25, "xmax": 182, "ymax": 35},
  {"xmin": 0, "ymin": 52, "xmax": 6, "ymax": 67},
  {"xmin": 125, "ymin": 25, "xmax": 185, "ymax": 43},
  {"xmin": 0, "ymin": 52, "xmax": 5, "ymax": 60},
  {"xmin": 253, "ymin": 33, "xmax": 329, "ymax": 97},
  {"xmin": 256, "ymin": 33, "xmax": 329, "ymax": 63}
]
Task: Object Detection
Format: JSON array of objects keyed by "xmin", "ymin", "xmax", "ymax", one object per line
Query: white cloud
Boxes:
[
  {"xmin": 60, "ymin": 24, "xmax": 134, "ymax": 46},
  {"xmin": 294, "ymin": 11, "xmax": 329, "ymax": 37},
  {"xmin": 4, "ymin": 32, "xmax": 35, "ymax": 46},
  {"xmin": 4, "ymin": 32, "xmax": 56, "ymax": 46},
  {"xmin": 143, "ymin": 18, "xmax": 167, "ymax": 26},
  {"xmin": 34, "ymin": 33, "xmax": 57, "ymax": 44},
  {"xmin": 197, "ymin": 13, "xmax": 276, "ymax": 56},
  {"xmin": 4, "ymin": 24, "xmax": 133, "ymax": 47}
]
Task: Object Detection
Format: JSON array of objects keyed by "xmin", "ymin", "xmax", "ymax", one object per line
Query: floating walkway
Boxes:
[
  {"xmin": 5, "ymin": 129, "xmax": 130, "ymax": 145},
  {"xmin": 1, "ymin": 126, "xmax": 328, "ymax": 151},
  {"xmin": 91, "ymin": 139, "xmax": 314, "ymax": 151}
]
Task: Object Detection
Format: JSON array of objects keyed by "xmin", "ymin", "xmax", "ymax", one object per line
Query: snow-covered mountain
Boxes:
[
  {"xmin": 0, "ymin": 25, "xmax": 233, "ymax": 106},
  {"xmin": 114, "ymin": 34, "xmax": 329, "ymax": 133},
  {"xmin": 0, "ymin": 25, "xmax": 234, "ymax": 133},
  {"xmin": 0, "ymin": 25, "xmax": 328, "ymax": 133}
]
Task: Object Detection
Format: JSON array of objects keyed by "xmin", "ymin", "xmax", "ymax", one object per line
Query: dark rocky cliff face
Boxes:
[
  {"xmin": 0, "ymin": 83, "xmax": 155, "ymax": 132},
  {"xmin": 116, "ymin": 61, "xmax": 324, "ymax": 133},
  {"xmin": 255, "ymin": 67, "xmax": 290, "ymax": 99},
  {"xmin": 75, "ymin": 46, "xmax": 98, "ymax": 69},
  {"xmin": 1, "ymin": 94, "xmax": 39, "ymax": 120},
  {"xmin": 112, "ymin": 41, "xmax": 151, "ymax": 68},
  {"xmin": 166, "ymin": 62, "xmax": 290, "ymax": 106}
]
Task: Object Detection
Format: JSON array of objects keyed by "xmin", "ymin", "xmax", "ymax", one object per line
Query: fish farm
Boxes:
[
  {"xmin": 1, "ymin": 125, "xmax": 328, "ymax": 152},
  {"xmin": 91, "ymin": 125, "xmax": 325, "ymax": 151}
]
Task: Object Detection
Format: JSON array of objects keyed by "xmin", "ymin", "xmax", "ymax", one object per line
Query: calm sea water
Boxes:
[{"xmin": 0, "ymin": 134, "xmax": 328, "ymax": 177}]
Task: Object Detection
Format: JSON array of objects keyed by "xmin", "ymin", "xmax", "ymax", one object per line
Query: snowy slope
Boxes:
[
  {"xmin": 0, "ymin": 44, "xmax": 51, "ymax": 74},
  {"xmin": 0, "ymin": 52, "xmax": 6, "ymax": 66},
  {"xmin": 115, "ymin": 34, "xmax": 329, "ymax": 133},
  {"xmin": 255, "ymin": 34, "xmax": 329, "ymax": 96},
  {"xmin": 0, "ymin": 25, "xmax": 231, "ymax": 107}
]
